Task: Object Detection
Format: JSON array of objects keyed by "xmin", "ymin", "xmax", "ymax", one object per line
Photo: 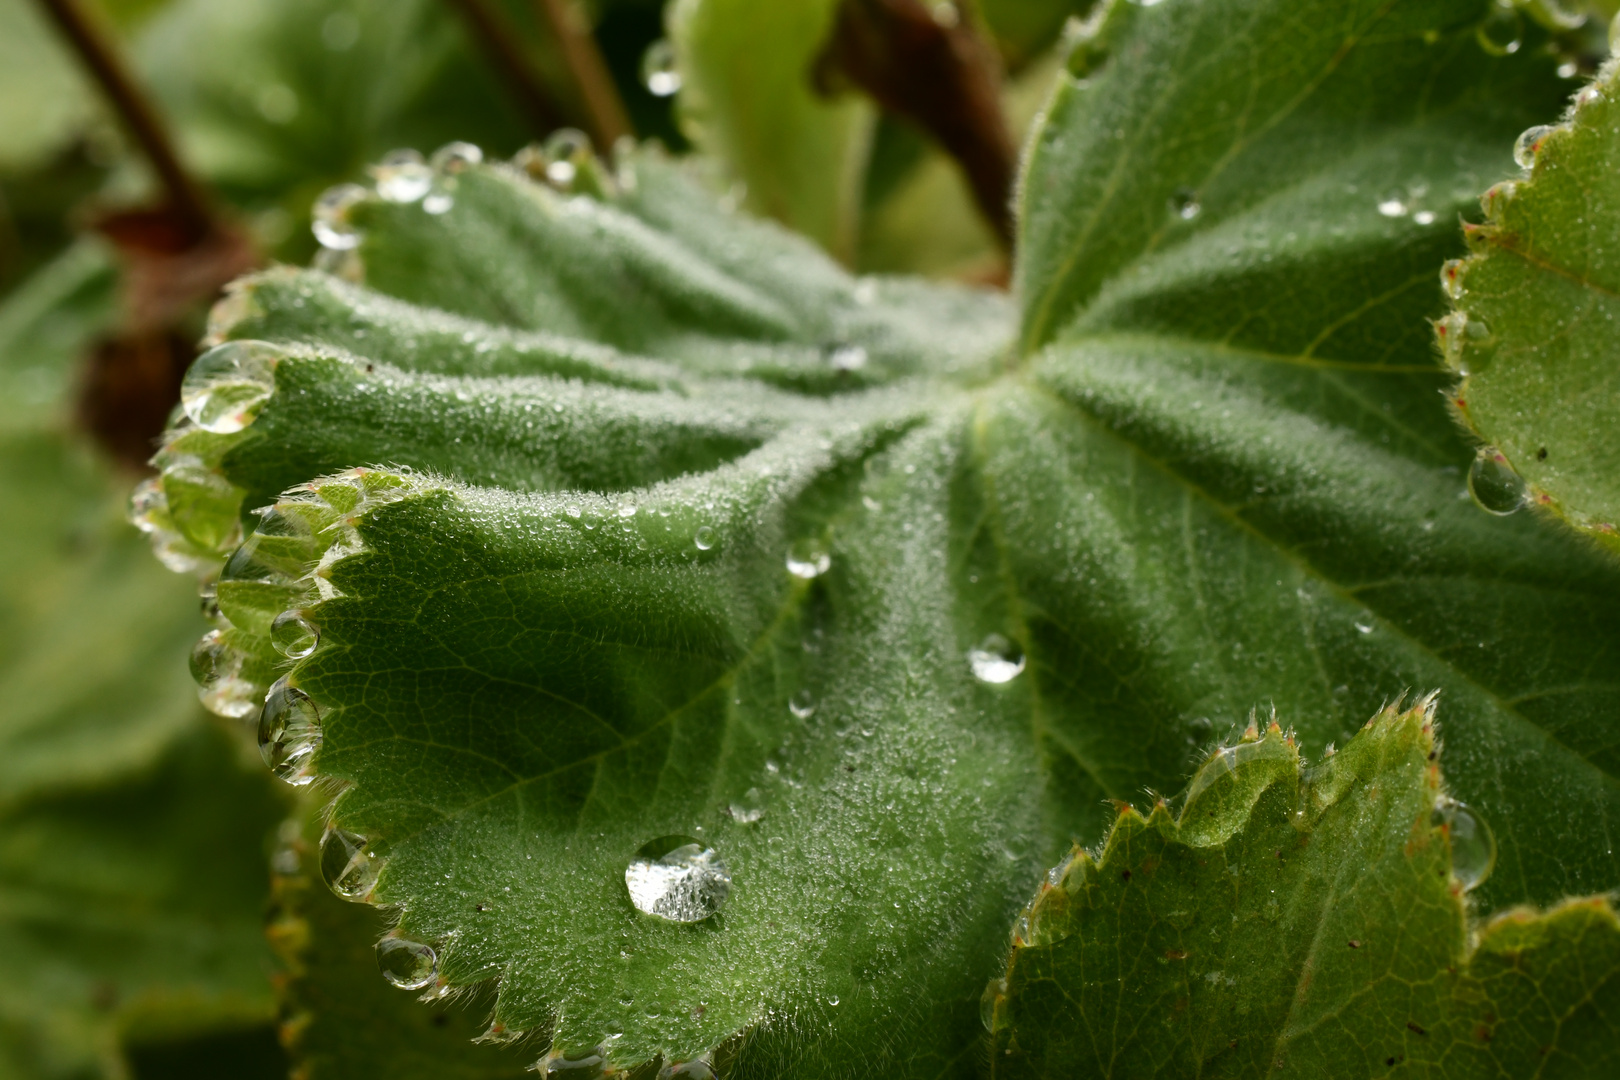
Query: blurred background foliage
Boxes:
[{"xmin": 0, "ymin": 0, "xmax": 1091, "ymax": 1074}]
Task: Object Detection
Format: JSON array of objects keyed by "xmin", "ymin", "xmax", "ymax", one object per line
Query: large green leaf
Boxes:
[
  {"xmin": 139, "ymin": 0, "xmax": 1620, "ymax": 1073},
  {"xmin": 1442, "ymin": 56, "xmax": 1620, "ymax": 551},
  {"xmin": 989, "ymin": 700, "xmax": 1620, "ymax": 1078}
]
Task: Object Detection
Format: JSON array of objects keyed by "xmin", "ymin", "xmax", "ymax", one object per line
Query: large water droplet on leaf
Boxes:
[
  {"xmin": 658, "ymin": 1060, "xmax": 715, "ymax": 1080},
  {"xmin": 641, "ymin": 39, "xmax": 681, "ymax": 96},
  {"xmin": 180, "ymin": 340, "xmax": 281, "ymax": 434},
  {"xmin": 1513, "ymin": 124, "xmax": 1556, "ymax": 170},
  {"xmin": 1432, "ymin": 795, "xmax": 1495, "ymax": 891},
  {"xmin": 190, "ymin": 629, "xmax": 259, "ymax": 719},
  {"xmin": 625, "ymin": 836, "xmax": 731, "ymax": 923},
  {"xmin": 542, "ymin": 1048, "xmax": 606, "ymax": 1078},
  {"xmin": 320, "ymin": 826, "xmax": 381, "ymax": 902},
  {"xmin": 729, "ymin": 787, "xmax": 765, "ymax": 824},
  {"xmin": 271, "ymin": 610, "xmax": 320, "ymax": 659},
  {"xmin": 968, "ymin": 634, "xmax": 1025, "ymax": 684},
  {"xmin": 693, "ymin": 525, "xmax": 716, "ymax": 551},
  {"xmin": 376, "ymin": 936, "xmax": 438, "ymax": 989},
  {"xmin": 430, "ymin": 141, "xmax": 482, "ymax": 174},
  {"xmin": 373, "ymin": 148, "xmax": 433, "ymax": 203},
  {"xmin": 312, "ymin": 183, "xmax": 368, "ymax": 250},
  {"xmin": 786, "ymin": 539, "xmax": 831, "ymax": 579},
  {"xmin": 543, "ymin": 129, "xmax": 591, "ymax": 188},
  {"xmin": 1468, "ymin": 448, "xmax": 1528, "ymax": 516},
  {"xmin": 258, "ymin": 677, "xmax": 322, "ymax": 784},
  {"xmin": 1169, "ymin": 188, "xmax": 1200, "ymax": 220}
]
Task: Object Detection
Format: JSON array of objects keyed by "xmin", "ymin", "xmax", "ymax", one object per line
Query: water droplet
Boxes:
[
  {"xmin": 271, "ymin": 610, "xmax": 320, "ymax": 659},
  {"xmin": 789, "ymin": 690, "xmax": 816, "ymax": 719},
  {"xmin": 624, "ymin": 836, "xmax": 730, "ymax": 922},
  {"xmin": 190, "ymin": 629, "xmax": 260, "ymax": 719},
  {"xmin": 180, "ymin": 341, "xmax": 281, "ymax": 433},
  {"xmin": 1412, "ymin": 210, "xmax": 1436, "ymax": 226},
  {"xmin": 1377, "ymin": 192, "xmax": 1408, "ymax": 217},
  {"xmin": 1513, "ymin": 124, "xmax": 1555, "ymax": 170},
  {"xmin": 1468, "ymin": 448, "xmax": 1528, "ymax": 516},
  {"xmin": 376, "ymin": 936, "xmax": 438, "ymax": 989},
  {"xmin": 430, "ymin": 141, "xmax": 483, "ymax": 174},
  {"xmin": 658, "ymin": 1060, "xmax": 715, "ymax": 1080},
  {"xmin": 1440, "ymin": 258, "xmax": 1467, "ymax": 301},
  {"xmin": 1476, "ymin": 5, "xmax": 1522, "ymax": 55},
  {"xmin": 968, "ymin": 634, "xmax": 1025, "ymax": 684},
  {"xmin": 824, "ymin": 343, "xmax": 868, "ymax": 372},
  {"xmin": 617, "ymin": 504, "xmax": 637, "ymax": 518},
  {"xmin": 1169, "ymin": 188, "xmax": 1200, "ymax": 220},
  {"xmin": 785, "ymin": 539, "xmax": 831, "ymax": 579},
  {"xmin": 1354, "ymin": 619, "xmax": 1375, "ymax": 635},
  {"xmin": 312, "ymin": 183, "xmax": 368, "ymax": 249},
  {"xmin": 198, "ymin": 580, "xmax": 226, "ymax": 626},
  {"xmin": 1431, "ymin": 796, "xmax": 1495, "ymax": 891},
  {"xmin": 693, "ymin": 525, "xmax": 716, "ymax": 550},
  {"xmin": 422, "ymin": 193, "xmax": 453, "ymax": 215},
  {"xmin": 542, "ymin": 128, "xmax": 591, "ymax": 187},
  {"xmin": 373, "ymin": 148, "xmax": 433, "ymax": 203},
  {"xmin": 641, "ymin": 39, "xmax": 681, "ymax": 96},
  {"xmin": 729, "ymin": 787, "xmax": 766, "ymax": 824},
  {"xmin": 980, "ymin": 977, "xmax": 1007, "ymax": 1032},
  {"xmin": 542, "ymin": 1048, "xmax": 606, "ymax": 1078},
  {"xmin": 320, "ymin": 827, "xmax": 381, "ymax": 901},
  {"xmin": 258, "ymin": 677, "xmax": 322, "ymax": 784}
]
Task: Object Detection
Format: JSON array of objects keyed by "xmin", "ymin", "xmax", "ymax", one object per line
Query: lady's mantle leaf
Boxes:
[
  {"xmin": 1442, "ymin": 57, "xmax": 1620, "ymax": 551},
  {"xmin": 139, "ymin": 0, "xmax": 1620, "ymax": 1074},
  {"xmin": 989, "ymin": 701, "xmax": 1620, "ymax": 1078}
]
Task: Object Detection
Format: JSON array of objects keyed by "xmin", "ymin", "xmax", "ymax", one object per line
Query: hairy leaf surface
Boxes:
[
  {"xmin": 989, "ymin": 702, "xmax": 1620, "ymax": 1078},
  {"xmin": 1444, "ymin": 57, "xmax": 1620, "ymax": 551},
  {"xmin": 142, "ymin": 0, "xmax": 1620, "ymax": 1073}
]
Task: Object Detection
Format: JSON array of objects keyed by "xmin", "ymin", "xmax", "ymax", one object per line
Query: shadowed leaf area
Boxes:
[
  {"xmin": 1443, "ymin": 55, "xmax": 1620, "ymax": 551},
  {"xmin": 135, "ymin": 0, "xmax": 1620, "ymax": 1075},
  {"xmin": 989, "ymin": 701, "xmax": 1620, "ymax": 1079}
]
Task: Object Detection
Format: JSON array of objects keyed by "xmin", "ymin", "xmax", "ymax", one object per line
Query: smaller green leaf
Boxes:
[
  {"xmin": 1443, "ymin": 58, "xmax": 1620, "ymax": 552},
  {"xmin": 989, "ymin": 699, "xmax": 1620, "ymax": 1078},
  {"xmin": 669, "ymin": 0, "xmax": 874, "ymax": 263},
  {"xmin": 268, "ymin": 806, "xmax": 537, "ymax": 1079}
]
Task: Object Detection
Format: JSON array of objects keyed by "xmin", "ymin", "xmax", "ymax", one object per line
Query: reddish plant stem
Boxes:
[
  {"xmin": 443, "ymin": 0, "xmax": 567, "ymax": 136},
  {"xmin": 34, "ymin": 0, "xmax": 214, "ymax": 242},
  {"xmin": 531, "ymin": 0, "xmax": 633, "ymax": 148}
]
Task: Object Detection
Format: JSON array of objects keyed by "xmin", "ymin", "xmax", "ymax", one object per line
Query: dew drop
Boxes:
[
  {"xmin": 1432, "ymin": 795, "xmax": 1495, "ymax": 891},
  {"xmin": 198, "ymin": 580, "xmax": 226, "ymax": 626},
  {"xmin": 320, "ymin": 826, "xmax": 381, "ymax": 901},
  {"xmin": 180, "ymin": 340, "xmax": 282, "ymax": 433},
  {"xmin": 1468, "ymin": 448, "xmax": 1528, "ymax": 516},
  {"xmin": 824, "ymin": 343, "xmax": 868, "ymax": 372},
  {"xmin": 1412, "ymin": 210, "xmax": 1436, "ymax": 226},
  {"xmin": 641, "ymin": 39, "xmax": 681, "ymax": 96},
  {"xmin": 430, "ymin": 141, "xmax": 483, "ymax": 173},
  {"xmin": 376, "ymin": 936, "xmax": 438, "ymax": 989},
  {"xmin": 693, "ymin": 525, "xmax": 716, "ymax": 551},
  {"xmin": 312, "ymin": 183, "xmax": 368, "ymax": 249},
  {"xmin": 271, "ymin": 610, "xmax": 320, "ymax": 659},
  {"xmin": 190, "ymin": 629, "xmax": 260, "ymax": 719},
  {"xmin": 729, "ymin": 787, "xmax": 766, "ymax": 824},
  {"xmin": 372, "ymin": 148, "xmax": 433, "ymax": 203},
  {"xmin": 1376, "ymin": 192, "xmax": 1408, "ymax": 217},
  {"xmin": 789, "ymin": 689, "xmax": 816, "ymax": 719},
  {"xmin": 658, "ymin": 1060, "xmax": 715, "ymax": 1080},
  {"xmin": 542, "ymin": 1048, "xmax": 606, "ymax": 1078},
  {"xmin": 1513, "ymin": 124, "xmax": 1555, "ymax": 170},
  {"xmin": 1354, "ymin": 619, "xmax": 1375, "ymax": 635},
  {"xmin": 1475, "ymin": 5, "xmax": 1522, "ymax": 55},
  {"xmin": 786, "ymin": 538, "xmax": 831, "ymax": 579},
  {"xmin": 542, "ymin": 128, "xmax": 591, "ymax": 187},
  {"xmin": 625, "ymin": 836, "xmax": 730, "ymax": 922},
  {"xmin": 422, "ymin": 193, "xmax": 454, "ymax": 215},
  {"xmin": 258, "ymin": 677, "xmax": 322, "ymax": 784},
  {"xmin": 1169, "ymin": 187, "xmax": 1200, "ymax": 220},
  {"xmin": 980, "ymin": 977, "xmax": 1007, "ymax": 1032},
  {"xmin": 968, "ymin": 634, "xmax": 1025, "ymax": 684}
]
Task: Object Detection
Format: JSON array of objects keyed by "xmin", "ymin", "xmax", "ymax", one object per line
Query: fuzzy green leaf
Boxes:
[
  {"xmin": 988, "ymin": 701, "xmax": 1620, "ymax": 1078},
  {"xmin": 142, "ymin": 0, "xmax": 1620, "ymax": 1074},
  {"xmin": 1443, "ymin": 57, "xmax": 1620, "ymax": 551}
]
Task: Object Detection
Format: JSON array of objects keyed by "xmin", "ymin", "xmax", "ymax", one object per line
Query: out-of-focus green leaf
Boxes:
[
  {"xmin": 670, "ymin": 0, "xmax": 874, "ymax": 263},
  {"xmin": 0, "ymin": 720, "xmax": 284, "ymax": 1079},
  {"xmin": 989, "ymin": 701, "xmax": 1620, "ymax": 1078},
  {"xmin": 268, "ymin": 807, "xmax": 537, "ymax": 1079},
  {"xmin": 1443, "ymin": 57, "xmax": 1620, "ymax": 552},
  {"xmin": 0, "ymin": 0, "xmax": 100, "ymax": 173},
  {"xmin": 978, "ymin": 0, "xmax": 1089, "ymax": 72},
  {"xmin": 0, "ymin": 241, "xmax": 118, "ymax": 436}
]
